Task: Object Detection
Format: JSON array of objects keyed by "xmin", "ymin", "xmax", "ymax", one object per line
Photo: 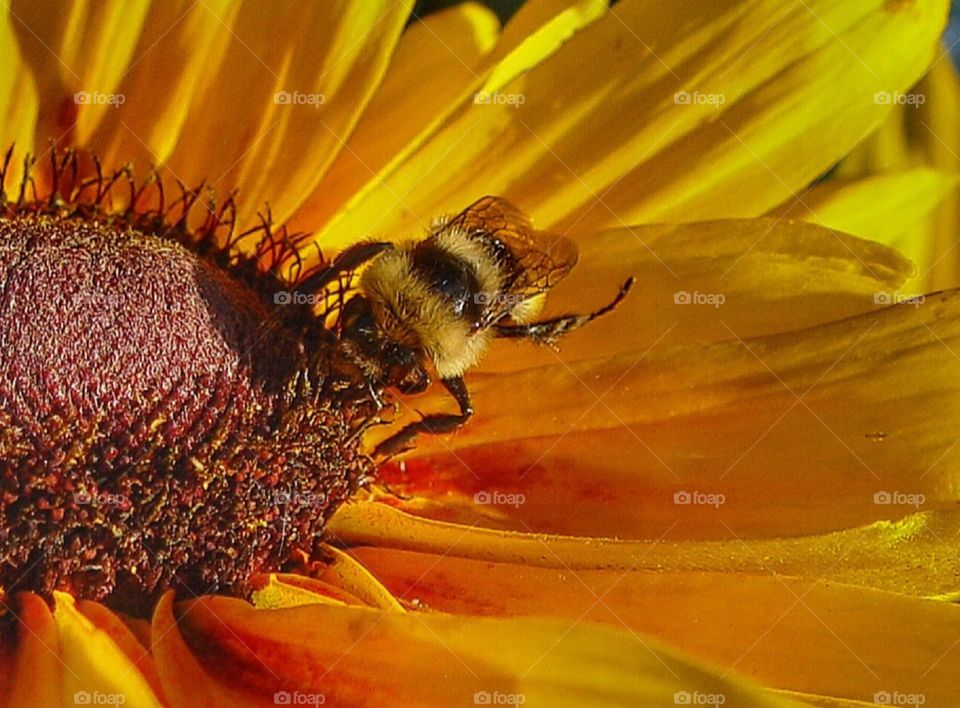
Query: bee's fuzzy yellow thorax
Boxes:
[{"xmin": 360, "ymin": 230, "xmax": 500, "ymax": 378}]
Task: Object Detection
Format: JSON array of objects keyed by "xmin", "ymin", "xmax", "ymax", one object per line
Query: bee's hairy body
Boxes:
[
  {"xmin": 294, "ymin": 196, "xmax": 632, "ymax": 456},
  {"xmin": 360, "ymin": 220, "xmax": 537, "ymax": 380}
]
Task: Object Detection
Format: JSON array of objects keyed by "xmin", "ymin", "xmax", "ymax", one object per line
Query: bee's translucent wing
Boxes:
[{"xmin": 443, "ymin": 196, "xmax": 578, "ymax": 323}]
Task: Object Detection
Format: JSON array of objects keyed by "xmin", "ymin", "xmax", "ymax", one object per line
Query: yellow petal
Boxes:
[
  {"xmin": 363, "ymin": 290, "xmax": 960, "ymax": 539},
  {"xmin": 53, "ymin": 592, "xmax": 164, "ymax": 707},
  {"xmin": 10, "ymin": 0, "xmax": 150, "ymax": 144},
  {"xmin": 158, "ymin": 592, "xmax": 798, "ymax": 707},
  {"xmin": 293, "ymin": 0, "xmax": 609, "ymax": 253},
  {"xmin": 88, "ymin": 0, "xmax": 241, "ymax": 168},
  {"xmin": 312, "ymin": 544, "xmax": 406, "ymax": 611},
  {"xmin": 344, "ymin": 541, "xmax": 960, "ymax": 706},
  {"xmin": 838, "ymin": 54, "xmax": 960, "ymax": 289},
  {"xmin": 289, "ymin": 3, "xmax": 500, "ymax": 233},
  {"xmin": 251, "ymin": 573, "xmax": 357, "ymax": 608},
  {"xmin": 915, "ymin": 57, "xmax": 960, "ymax": 288},
  {"xmin": 251, "ymin": 546, "xmax": 404, "ymax": 611},
  {"xmin": 767, "ymin": 168, "xmax": 957, "ymax": 277},
  {"xmin": 769, "ymin": 690, "xmax": 882, "ymax": 707},
  {"xmin": 0, "ymin": 7, "xmax": 37, "ymax": 185},
  {"xmin": 480, "ymin": 0, "xmax": 607, "ymax": 91},
  {"xmin": 312, "ymin": 0, "xmax": 949, "ymax": 249},
  {"xmin": 479, "ymin": 218, "xmax": 912, "ymax": 373},
  {"xmin": 20, "ymin": 1, "xmax": 415, "ymax": 233}
]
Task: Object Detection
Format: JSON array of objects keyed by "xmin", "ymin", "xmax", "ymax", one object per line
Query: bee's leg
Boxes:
[
  {"xmin": 493, "ymin": 277, "xmax": 633, "ymax": 347},
  {"xmin": 294, "ymin": 241, "xmax": 395, "ymax": 296},
  {"xmin": 374, "ymin": 377, "xmax": 473, "ymax": 457}
]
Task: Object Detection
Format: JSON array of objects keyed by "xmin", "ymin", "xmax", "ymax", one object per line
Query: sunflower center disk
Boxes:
[{"xmin": 0, "ymin": 215, "xmax": 376, "ymax": 613}]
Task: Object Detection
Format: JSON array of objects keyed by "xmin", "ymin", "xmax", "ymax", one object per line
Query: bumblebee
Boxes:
[{"xmin": 294, "ymin": 196, "xmax": 632, "ymax": 455}]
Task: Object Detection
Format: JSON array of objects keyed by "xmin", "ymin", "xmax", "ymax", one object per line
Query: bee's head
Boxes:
[{"xmin": 339, "ymin": 294, "xmax": 430, "ymax": 393}]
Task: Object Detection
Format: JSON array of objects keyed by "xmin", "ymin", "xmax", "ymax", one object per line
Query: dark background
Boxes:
[{"xmin": 413, "ymin": 0, "xmax": 522, "ymax": 24}]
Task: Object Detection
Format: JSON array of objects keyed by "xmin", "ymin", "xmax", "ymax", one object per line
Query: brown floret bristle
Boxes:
[{"xmin": 0, "ymin": 147, "xmax": 380, "ymax": 615}]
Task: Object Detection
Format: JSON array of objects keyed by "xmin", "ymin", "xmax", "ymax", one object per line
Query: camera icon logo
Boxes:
[
  {"xmin": 274, "ymin": 290, "xmax": 292, "ymax": 305},
  {"xmin": 74, "ymin": 692, "xmax": 92, "ymax": 705},
  {"xmin": 474, "ymin": 491, "xmax": 492, "ymax": 505},
  {"xmin": 274, "ymin": 691, "xmax": 291, "ymax": 704},
  {"xmin": 674, "ymin": 91, "xmax": 692, "ymax": 104},
  {"xmin": 673, "ymin": 491, "xmax": 692, "ymax": 505}
]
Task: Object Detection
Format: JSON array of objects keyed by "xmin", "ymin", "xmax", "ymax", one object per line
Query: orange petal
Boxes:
[
  {"xmin": 157, "ymin": 592, "xmax": 797, "ymax": 707},
  {"xmin": 248, "ymin": 545, "xmax": 406, "ymax": 611},
  {"xmin": 332, "ymin": 505, "xmax": 960, "ymax": 598},
  {"xmin": 54, "ymin": 592, "xmax": 164, "ymax": 707},
  {"xmin": 2, "ymin": 593, "xmax": 61, "ymax": 708},
  {"xmin": 364, "ymin": 290, "xmax": 960, "ymax": 539},
  {"xmin": 348, "ymin": 543, "xmax": 960, "ymax": 705},
  {"xmin": 74, "ymin": 600, "xmax": 166, "ymax": 701},
  {"xmin": 151, "ymin": 591, "xmax": 255, "ymax": 707}
]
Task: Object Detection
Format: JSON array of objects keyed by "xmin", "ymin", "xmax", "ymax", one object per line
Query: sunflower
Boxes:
[{"xmin": 1, "ymin": 0, "xmax": 959, "ymax": 706}]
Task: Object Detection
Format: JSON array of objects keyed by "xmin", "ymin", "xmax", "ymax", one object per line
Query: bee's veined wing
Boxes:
[{"xmin": 443, "ymin": 196, "xmax": 578, "ymax": 324}]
